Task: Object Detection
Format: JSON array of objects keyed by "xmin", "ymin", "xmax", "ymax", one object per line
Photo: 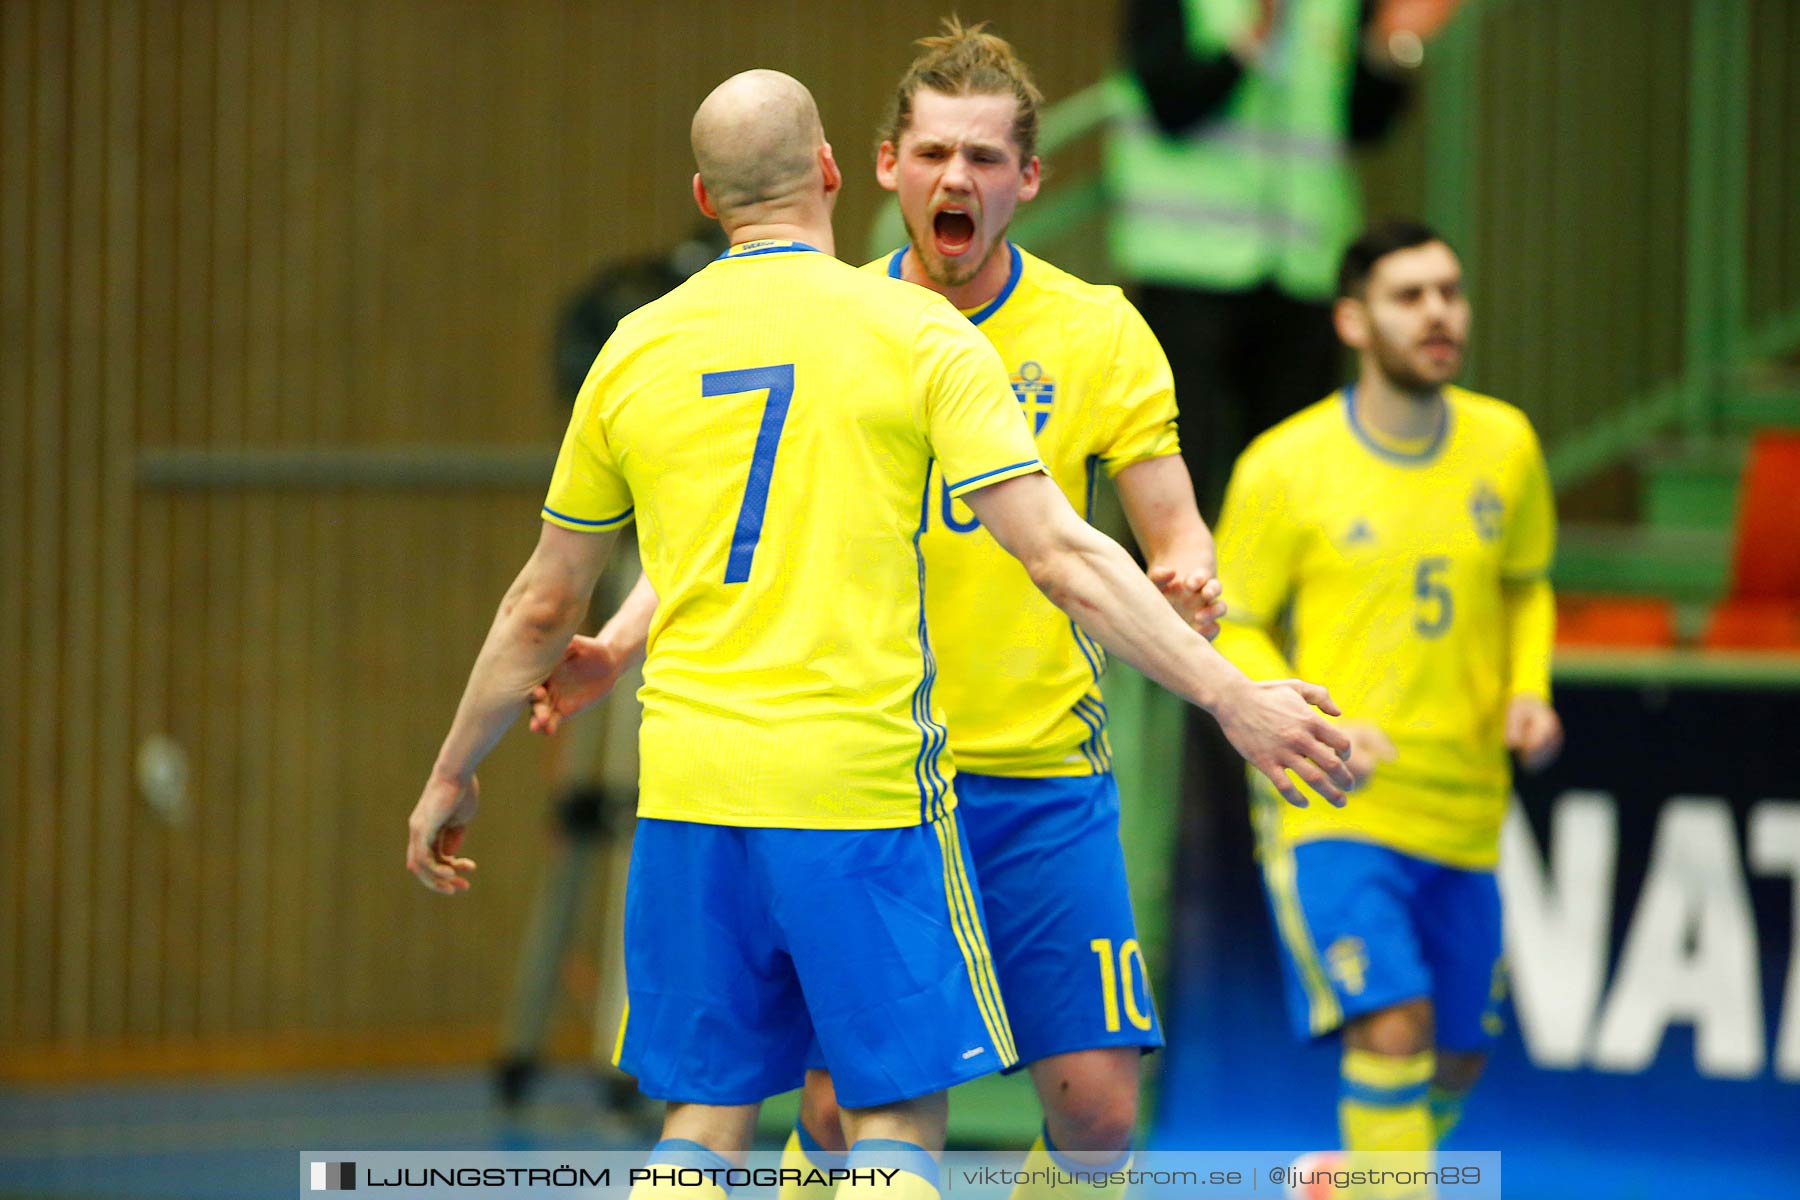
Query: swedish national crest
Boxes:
[{"xmin": 1010, "ymin": 361, "xmax": 1055, "ymax": 434}]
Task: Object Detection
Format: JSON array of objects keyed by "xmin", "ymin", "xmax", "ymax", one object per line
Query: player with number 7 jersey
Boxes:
[
  {"xmin": 543, "ymin": 238, "xmax": 1044, "ymax": 831},
  {"xmin": 540, "ymin": 230, "xmax": 1056, "ymax": 1127}
]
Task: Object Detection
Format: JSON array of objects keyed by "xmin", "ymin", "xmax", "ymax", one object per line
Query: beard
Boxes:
[
  {"xmin": 900, "ymin": 210, "xmax": 1006, "ymax": 290},
  {"xmin": 1370, "ymin": 331, "xmax": 1462, "ymax": 395}
]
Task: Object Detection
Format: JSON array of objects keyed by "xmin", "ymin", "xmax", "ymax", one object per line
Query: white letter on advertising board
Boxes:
[
  {"xmin": 1500, "ymin": 792, "xmax": 1616, "ymax": 1069},
  {"xmin": 1749, "ymin": 800, "xmax": 1800, "ymax": 1081},
  {"xmin": 1592, "ymin": 798, "xmax": 1764, "ymax": 1079}
]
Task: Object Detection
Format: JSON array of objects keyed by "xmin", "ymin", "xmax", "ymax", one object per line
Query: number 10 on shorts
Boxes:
[{"xmin": 1090, "ymin": 937, "xmax": 1154, "ymax": 1033}]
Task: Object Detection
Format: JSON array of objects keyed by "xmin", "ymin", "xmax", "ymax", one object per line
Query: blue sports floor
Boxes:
[
  {"xmin": 0, "ymin": 1068, "xmax": 646, "ymax": 1200},
  {"xmin": 4, "ymin": 1007, "xmax": 1793, "ymax": 1200},
  {"xmin": 1149, "ymin": 951, "xmax": 1799, "ymax": 1200}
]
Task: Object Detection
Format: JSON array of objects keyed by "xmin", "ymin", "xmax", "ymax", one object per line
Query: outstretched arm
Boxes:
[
  {"xmin": 963, "ymin": 471, "xmax": 1353, "ymax": 806},
  {"xmin": 407, "ymin": 522, "xmax": 618, "ymax": 894}
]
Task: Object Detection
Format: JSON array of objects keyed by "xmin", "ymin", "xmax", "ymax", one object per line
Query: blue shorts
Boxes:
[
  {"xmin": 956, "ymin": 772, "xmax": 1162, "ymax": 1066},
  {"xmin": 615, "ymin": 812, "xmax": 1017, "ymax": 1109},
  {"xmin": 802, "ymin": 773, "xmax": 1160, "ymax": 1075},
  {"xmin": 1259, "ymin": 838, "xmax": 1505, "ymax": 1050}
]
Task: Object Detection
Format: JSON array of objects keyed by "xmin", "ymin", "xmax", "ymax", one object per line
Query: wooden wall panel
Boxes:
[
  {"xmin": 59, "ymin": 0, "xmax": 106, "ymax": 1045},
  {"xmin": 0, "ymin": 0, "xmax": 34, "ymax": 1044},
  {"xmin": 23, "ymin": 0, "xmax": 72, "ymax": 1050},
  {"xmin": 265, "ymin": 0, "xmax": 312, "ymax": 1036},
  {"xmin": 236, "ymin": 0, "xmax": 276, "ymax": 1034},
  {"xmin": 127, "ymin": 0, "xmax": 176, "ymax": 1043},
  {"xmin": 163, "ymin": 0, "xmax": 214, "ymax": 1043},
  {"xmin": 94, "ymin": 0, "xmax": 145, "ymax": 1045}
]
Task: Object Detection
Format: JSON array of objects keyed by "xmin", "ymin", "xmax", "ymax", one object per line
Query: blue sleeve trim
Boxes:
[
  {"xmin": 945, "ymin": 458, "xmax": 1042, "ymax": 493},
  {"xmin": 541, "ymin": 504, "xmax": 634, "ymax": 529}
]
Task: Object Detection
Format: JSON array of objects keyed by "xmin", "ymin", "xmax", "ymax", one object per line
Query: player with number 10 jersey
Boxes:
[
  {"xmin": 772, "ymin": 22, "xmax": 1223, "ymax": 1190},
  {"xmin": 889, "ymin": 243, "xmax": 1182, "ymax": 780}
]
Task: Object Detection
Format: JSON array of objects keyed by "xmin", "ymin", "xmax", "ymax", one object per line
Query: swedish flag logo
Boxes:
[
  {"xmin": 1470, "ymin": 481, "xmax": 1504, "ymax": 542},
  {"xmin": 1326, "ymin": 936, "xmax": 1369, "ymax": 996},
  {"xmin": 1010, "ymin": 361, "xmax": 1056, "ymax": 434}
]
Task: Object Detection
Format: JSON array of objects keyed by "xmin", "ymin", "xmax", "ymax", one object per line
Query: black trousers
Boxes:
[{"xmin": 1135, "ymin": 282, "xmax": 1343, "ymax": 522}]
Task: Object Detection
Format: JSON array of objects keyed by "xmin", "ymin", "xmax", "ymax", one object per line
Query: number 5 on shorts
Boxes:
[{"xmin": 704, "ymin": 364, "xmax": 795, "ymax": 584}]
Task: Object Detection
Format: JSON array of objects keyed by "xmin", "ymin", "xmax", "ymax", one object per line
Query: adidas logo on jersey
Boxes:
[{"xmin": 1342, "ymin": 518, "xmax": 1376, "ymax": 547}]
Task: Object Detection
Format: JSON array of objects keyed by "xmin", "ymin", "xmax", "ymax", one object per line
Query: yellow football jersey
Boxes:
[
  {"xmin": 1213, "ymin": 385, "xmax": 1556, "ymax": 868},
  {"xmin": 544, "ymin": 240, "xmax": 1043, "ymax": 829},
  {"xmin": 865, "ymin": 244, "xmax": 1181, "ymax": 777}
]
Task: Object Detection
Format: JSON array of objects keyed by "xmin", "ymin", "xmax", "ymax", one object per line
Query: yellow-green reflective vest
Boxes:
[{"xmin": 1105, "ymin": 0, "xmax": 1363, "ymax": 301}]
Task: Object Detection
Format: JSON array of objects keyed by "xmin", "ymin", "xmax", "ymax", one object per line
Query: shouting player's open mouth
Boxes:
[{"xmin": 933, "ymin": 207, "xmax": 976, "ymax": 256}]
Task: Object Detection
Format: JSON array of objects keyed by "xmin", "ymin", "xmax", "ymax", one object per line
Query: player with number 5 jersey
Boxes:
[{"xmin": 1213, "ymin": 221, "xmax": 1560, "ymax": 1191}]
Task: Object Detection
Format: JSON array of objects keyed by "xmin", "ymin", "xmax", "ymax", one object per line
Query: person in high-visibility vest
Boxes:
[{"xmin": 1106, "ymin": 0, "xmax": 1459, "ymax": 516}]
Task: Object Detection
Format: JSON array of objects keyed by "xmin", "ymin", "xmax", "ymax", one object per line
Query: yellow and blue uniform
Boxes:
[
  {"xmin": 1213, "ymin": 384, "xmax": 1555, "ymax": 1047},
  {"xmin": 857, "ymin": 243, "xmax": 1177, "ymax": 1063},
  {"xmin": 546, "ymin": 240, "xmax": 1042, "ymax": 1105},
  {"xmin": 883, "ymin": 243, "xmax": 1179, "ymax": 777}
]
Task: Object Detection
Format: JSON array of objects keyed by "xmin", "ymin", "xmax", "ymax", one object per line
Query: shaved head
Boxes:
[{"xmin": 691, "ymin": 70, "xmax": 827, "ymax": 220}]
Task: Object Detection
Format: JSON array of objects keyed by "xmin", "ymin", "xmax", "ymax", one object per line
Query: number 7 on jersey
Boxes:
[{"xmin": 704, "ymin": 364, "xmax": 795, "ymax": 584}]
